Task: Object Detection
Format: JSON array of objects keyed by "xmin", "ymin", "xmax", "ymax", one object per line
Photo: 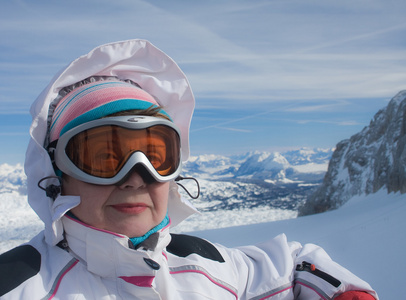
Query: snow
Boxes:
[
  {"xmin": 265, "ymin": 177, "xmax": 297, "ymax": 184},
  {"xmin": 264, "ymin": 178, "xmax": 298, "ymax": 184},
  {"xmin": 171, "ymin": 206, "xmax": 297, "ymax": 233},
  {"xmin": 292, "ymin": 162, "xmax": 328, "ymax": 174},
  {"xmin": 0, "ymin": 189, "xmax": 403, "ymax": 298},
  {"xmin": 190, "ymin": 189, "xmax": 405, "ymax": 299},
  {"xmin": 0, "ymin": 192, "xmax": 42, "ymax": 252}
]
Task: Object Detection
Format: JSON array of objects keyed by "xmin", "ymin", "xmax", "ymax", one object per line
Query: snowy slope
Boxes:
[{"xmin": 190, "ymin": 189, "xmax": 405, "ymax": 299}]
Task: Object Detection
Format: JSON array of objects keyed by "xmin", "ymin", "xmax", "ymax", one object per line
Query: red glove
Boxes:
[{"xmin": 335, "ymin": 291, "xmax": 375, "ymax": 300}]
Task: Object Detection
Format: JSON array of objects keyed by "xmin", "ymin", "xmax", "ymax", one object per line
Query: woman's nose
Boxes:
[{"xmin": 118, "ymin": 170, "xmax": 147, "ymax": 190}]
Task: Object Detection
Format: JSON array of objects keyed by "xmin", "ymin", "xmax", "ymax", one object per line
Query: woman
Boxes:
[{"xmin": 0, "ymin": 39, "xmax": 378, "ymax": 299}]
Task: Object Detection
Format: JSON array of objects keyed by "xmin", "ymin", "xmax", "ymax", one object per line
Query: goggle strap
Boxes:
[
  {"xmin": 47, "ymin": 139, "xmax": 63, "ymax": 177},
  {"xmin": 47, "ymin": 140, "xmax": 58, "ymax": 162}
]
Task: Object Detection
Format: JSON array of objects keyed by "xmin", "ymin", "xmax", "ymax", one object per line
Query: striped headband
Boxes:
[{"xmin": 49, "ymin": 80, "xmax": 167, "ymax": 142}]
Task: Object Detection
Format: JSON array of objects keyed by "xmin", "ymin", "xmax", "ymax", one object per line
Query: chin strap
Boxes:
[
  {"xmin": 175, "ymin": 176, "xmax": 200, "ymax": 199},
  {"xmin": 38, "ymin": 176, "xmax": 62, "ymax": 201}
]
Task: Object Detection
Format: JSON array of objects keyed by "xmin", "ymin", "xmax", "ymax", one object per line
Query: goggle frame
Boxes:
[{"xmin": 53, "ymin": 115, "xmax": 182, "ymax": 185}]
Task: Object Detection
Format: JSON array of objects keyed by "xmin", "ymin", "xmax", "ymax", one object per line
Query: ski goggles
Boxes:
[{"xmin": 51, "ymin": 115, "xmax": 182, "ymax": 185}]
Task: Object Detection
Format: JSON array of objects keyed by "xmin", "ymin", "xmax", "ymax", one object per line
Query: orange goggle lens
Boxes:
[{"xmin": 65, "ymin": 125, "xmax": 180, "ymax": 178}]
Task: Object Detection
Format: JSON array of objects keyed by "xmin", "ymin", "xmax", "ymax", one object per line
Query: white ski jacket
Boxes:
[{"xmin": 0, "ymin": 40, "xmax": 378, "ymax": 299}]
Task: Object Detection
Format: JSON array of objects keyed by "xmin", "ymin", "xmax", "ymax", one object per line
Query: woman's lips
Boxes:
[{"xmin": 110, "ymin": 203, "xmax": 148, "ymax": 214}]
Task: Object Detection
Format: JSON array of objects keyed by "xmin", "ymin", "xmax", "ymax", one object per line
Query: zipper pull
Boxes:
[
  {"xmin": 296, "ymin": 261, "xmax": 316, "ymax": 272},
  {"xmin": 296, "ymin": 261, "xmax": 341, "ymax": 288}
]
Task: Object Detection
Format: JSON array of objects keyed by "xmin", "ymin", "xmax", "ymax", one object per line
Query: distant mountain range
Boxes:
[
  {"xmin": 183, "ymin": 147, "xmax": 332, "ymax": 182},
  {"xmin": 0, "ymin": 148, "xmax": 333, "ymax": 214}
]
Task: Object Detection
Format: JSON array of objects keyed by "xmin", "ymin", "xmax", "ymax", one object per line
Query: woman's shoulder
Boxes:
[
  {"xmin": 0, "ymin": 243, "xmax": 41, "ymax": 297},
  {"xmin": 0, "ymin": 232, "xmax": 73, "ymax": 299},
  {"xmin": 167, "ymin": 233, "xmax": 225, "ymax": 263}
]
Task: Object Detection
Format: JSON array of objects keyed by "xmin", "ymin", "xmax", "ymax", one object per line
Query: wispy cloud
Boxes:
[
  {"xmin": 2, "ymin": 0, "xmax": 406, "ymax": 104},
  {"xmin": 192, "ymin": 103, "xmax": 298, "ymax": 132},
  {"xmin": 1, "ymin": 0, "xmax": 406, "ymax": 162},
  {"xmin": 285, "ymin": 101, "xmax": 350, "ymax": 113},
  {"xmin": 295, "ymin": 119, "xmax": 361, "ymax": 126},
  {"xmin": 294, "ymin": 22, "xmax": 406, "ymax": 54},
  {"xmin": 214, "ymin": 127, "xmax": 252, "ymax": 133}
]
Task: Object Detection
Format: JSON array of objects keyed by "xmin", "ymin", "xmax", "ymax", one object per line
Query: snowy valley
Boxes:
[{"xmin": 0, "ymin": 147, "xmax": 333, "ymax": 249}]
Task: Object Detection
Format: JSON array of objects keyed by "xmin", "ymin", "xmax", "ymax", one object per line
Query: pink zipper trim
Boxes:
[
  {"xmin": 48, "ymin": 259, "xmax": 79, "ymax": 299},
  {"xmin": 65, "ymin": 215, "xmax": 126, "ymax": 238},
  {"xmin": 170, "ymin": 266, "xmax": 238, "ymax": 299}
]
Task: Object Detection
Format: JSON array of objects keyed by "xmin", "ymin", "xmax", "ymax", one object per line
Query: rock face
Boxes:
[{"xmin": 299, "ymin": 90, "xmax": 406, "ymax": 216}]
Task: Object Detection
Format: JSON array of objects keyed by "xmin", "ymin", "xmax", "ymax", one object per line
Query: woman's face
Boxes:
[{"xmin": 62, "ymin": 171, "xmax": 169, "ymax": 238}]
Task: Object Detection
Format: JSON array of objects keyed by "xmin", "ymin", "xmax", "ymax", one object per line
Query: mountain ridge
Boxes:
[
  {"xmin": 0, "ymin": 148, "xmax": 332, "ymax": 216},
  {"xmin": 0, "ymin": 147, "xmax": 333, "ymax": 195},
  {"xmin": 299, "ymin": 90, "xmax": 406, "ymax": 215},
  {"xmin": 183, "ymin": 147, "xmax": 333, "ymax": 182}
]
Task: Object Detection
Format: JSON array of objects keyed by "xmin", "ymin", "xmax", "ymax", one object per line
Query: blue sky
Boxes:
[{"xmin": 1, "ymin": 0, "xmax": 406, "ymax": 164}]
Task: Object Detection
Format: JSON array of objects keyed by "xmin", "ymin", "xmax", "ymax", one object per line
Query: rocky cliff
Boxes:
[{"xmin": 299, "ymin": 90, "xmax": 406, "ymax": 216}]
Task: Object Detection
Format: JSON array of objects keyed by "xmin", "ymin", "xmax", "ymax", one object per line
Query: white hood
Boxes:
[{"xmin": 24, "ymin": 39, "xmax": 197, "ymax": 246}]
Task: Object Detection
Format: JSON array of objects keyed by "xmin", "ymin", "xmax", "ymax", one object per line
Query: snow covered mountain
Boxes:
[
  {"xmin": 300, "ymin": 90, "xmax": 406, "ymax": 215},
  {"xmin": 183, "ymin": 148, "xmax": 332, "ymax": 183},
  {"xmin": 0, "ymin": 148, "xmax": 332, "ymax": 237},
  {"xmin": 0, "ymin": 148, "xmax": 331, "ymax": 252},
  {"xmin": 0, "ymin": 148, "xmax": 332, "ymax": 199}
]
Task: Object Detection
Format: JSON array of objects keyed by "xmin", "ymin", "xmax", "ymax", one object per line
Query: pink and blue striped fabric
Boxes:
[{"xmin": 49, "ymin": 80, "xmax": 159, "ymax": 142}]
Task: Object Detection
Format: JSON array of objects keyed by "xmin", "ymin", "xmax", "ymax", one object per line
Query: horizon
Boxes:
[{"xmin": 1, "ymin": 0, "xmax": 406, "ymax": 164}]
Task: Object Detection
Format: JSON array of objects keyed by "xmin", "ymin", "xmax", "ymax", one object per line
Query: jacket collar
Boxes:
[{"xmin": 61, "ymin": 215, "xmax": 171, "ymax": 278}]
